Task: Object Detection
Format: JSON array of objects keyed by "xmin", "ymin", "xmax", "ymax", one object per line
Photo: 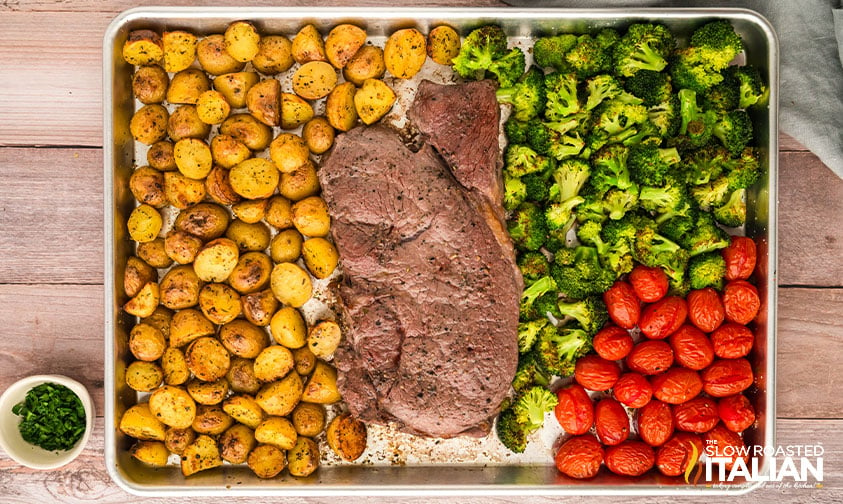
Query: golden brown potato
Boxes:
[
  {"xmin": 301, "ymin": 237, "xmax": 339, "ymax": 280},
  {"xmin": 279, "ymin": 161, "xmax": 320, "ymax": 202},
  {"xmin": 174, "ymin": 138, "xmax": 213, "ymax": 179},
  {"xmin": 163, "ymin": 30, "xmax": 198, "ymax": 73},
  {"xmin": 307, "ymin": 319, "xmax": 342, "ymax": 358},
  {"xmin": 291, "ymin": 196, "xmax": 331, "ymax": 237},
  {"xmin": 269, "ymin": 229, "xmax": 303, "ymax": 264},
  {"xmin": 224, "ymin": 21, "xmax": 260, "ymax": 63},
  {"xmin": 130, "ymin": 166, "xmax": 166, "ymax": 208},
  {"xmin": 123, "ymin": 30, "xmax": 163, "ymax": 66},
  {"xmin": 186, "ymin": 336, "xmax": 231, "ymax": 382},
  {"xmin": 120, "ymin": 403, "xmax": 167, "ymax": 441},
  {"xmin": 164, "ymin": 172, "xmax": 207, "ymax": 210},
  {"xmin": 149, "ymin": 385, "xmax": 197, "ymax": 429},
  {"xmin": 197, "ymin": 34, "xmax": 246, "ymax": 75},
  {"xmin": 160, "ymin": 265, "xmax": 203, "ymax": 310},
  {"xmin": 228, "ymin": 251, "xmax": 273, "ymax": 294},
  {"xmin": 427, "ymin": 25, "xmax": 460, "ymax": 65},
  {"xmin": 124, "ymin": 256, "xmax": 158, "ymax": 298},
  {"xmin": 301, "ymin": 360, "xmax": 341, "ymax": 404},
  {"xmin": 181, "ymin": 434, "xmax": 223, "ymax": 476},
  {"xmin": 123, "ymin": 282, "xmax": 160, "ymax": 318},
  {"xmin": 252, "ymin": 35, "xmax": 294, "ymax": 74},
  {"xmin": 246, "ymin": 79, "xmax": 282, "ymax": 127},
  {"xmin": 133, "ymin": 65, "xmax": 169, "ymax": 104},
  {"xmin": 168, "ymin": 308, "xmax": 214, "ymax": 347},
  {"xmin": 254, "ymin": 345, "xmax": 295, "ymax": 382},
  {"xmin": 167, "ymin": 105, "xmax": 211, "ymax": 141},
  {"xmin": 130, "ymin": 104, "xmax": 169, "ymax": 145},
  {"xmin": 264, "ymin": 195, "xmax": 293, "ymax": 229},
  {"xmin": 255, "ymin": 416, "xmax": 297, "ymax": 450},
  {"xmin": 255, "ymin": 372, "xmax": 303, "ymax": 416},
  {"xmin": 292, "ymin": 346, "xmax": 317, "ymax": 376},
  {"xmin": 196, "ymin": 90, "xmax": 231, "ymax": 125},
  {"xmin": 205, "ymin": 165, "xmax": 242, "ymax": 206},
  {"xmin": 269, "ymin": 133, "xmax": 309, "ymax": 174},
  {"xmin": 174, "ymin": 203, "xmax": 231, "ymax": 241},
  {"xmin": 227, "ymin": 357, "xmax": 261, "ymax": 394},
  {"xmin": 220, "ymin": 424, "xmax": 256, "ymax": 464},
  {"xmin": 301, "ymin": 117, "xmax": 335, "ymax": 155},
  {"xmin": 291, "ymin": 24, "xmax": 327, "ymax": 65},
  {"xmin": 161, "ymin": 347, "xmax": 190, "ymax": 386},
  {"xmin": 128, "ymin": 325, "xmax": 165, "ymax": 362},
  {"xmin": 226, "ymin": 219, "xmax": 270, "ymax": 251},
  {"xmin": 270, "ymin": 263, "xmax": 312, "ymax": 308},
  {"xmin": 229, "ymin": 158, "xmax": 278, "ymax": 200},
  {"xmin": 292, "ymin": 61, "xmax": 338, "ymax": 101},
  {"xmin": 128, "ymin": 204, "xmax": 163, "ymax": 243},
  {"xmin": 167, "ymin": 68, "xmax": 211, "ymax": 105},
  {"xmin": 210, "ymin": 134, "xmax": 251, "ymax": 169},
  {"xmin": 220, "ymin": 113, "xmax": 273, "ymax": 150},
  {"xmin": 213, "ymin": 71, "xmax": 259, "ymax": 108},
  {"xmin": 222, "ymin": 394, "xmax": 264, "ymax": 429},
  {"xmin": 219, "ymin": 319, "xmax": 269, "ymax": 358},
  {"xmin": 192, "ymin": 404, "xmax": 234, "ymax": 435},
  {"xmin": 326, "ymin": 412, "xmax": 367, "ymax": 461},
  {"xmin": 279, "ymin": 94, "xmax": 312, "ymax": 131},
  {"xmin": 125, "ymin": 360, "xmax": 164, "ymax": 392},
  {"xmin": 137, "ymin": 238, "xmax": 174, "ymax": 269},
  {"xmin": 247, "ymin": 443, "xmax": 286, "ymax": 479},
  {"xmin": 141, "ymin": 305, "xmax": 174, "ymax": 339},
  {"xmin": 343, "ymin": 45, "xmax": 386, "ymax": 86},
  {"xmin": 164, "ymin": 229, "xmax": 203, "ymax": 265},
  {"xmin": 287, "ymin": 437, "xmax": 320, "ymax": 477},
  {"xmin": 240, "ymin": 289, "xmax": 278, "ymax": 326},
  {"xmin": 193, "ymin": 238, "xmax": 240, "ymax": 283},
  {"xmin": 325, "ymin": 82, "xmax": 357, "ymax": 132},
  {"xmin": 164, "ymin": 427, "xmax": 195, "ymax": 455},
  {"xmin": 198, "ymin": 282, "xmax": 242, "ymax": 325},
  {"xmin": 291, "ymin": 402, "xmax": 325, "ymax": 437},
  {"xmin": 325, "ymin": 24, "xmax": 367, "ymax": 69},
  {"xmin": 130, "ymin": 440, "xmax": 170, "ymax": 467},
  {"xmin": 354, "ymin": 78, "xmax": 397, "ymax": 125},
  {"xmin": 187, "ymin": 378, "xmax": 230, "ymax": 406},
  {"xmin": 231, "ymin": 198, "xmax": 268, "ymax": 224},
  {"xmin": 384, "ymin": 28, "xmax": 427, "ymax": 79},
  {"xmin": 269, "ymin": 306, "xmax": 307, "ymax": 349},
  {"xmin": 147, "ymin": 140, "xmax": 177, "ymax": 171}
]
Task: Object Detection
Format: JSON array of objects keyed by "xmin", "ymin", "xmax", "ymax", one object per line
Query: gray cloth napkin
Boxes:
[{"xmin": 503, "ymin": 0, "xmax": 843, "ymax": 178}]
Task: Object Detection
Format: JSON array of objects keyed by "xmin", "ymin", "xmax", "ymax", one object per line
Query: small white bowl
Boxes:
[{"xmin": 0, "ymin": 375, "xmax": 94, "ymax": 470}]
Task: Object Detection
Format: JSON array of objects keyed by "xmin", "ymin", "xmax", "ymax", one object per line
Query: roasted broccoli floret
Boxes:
[
  {"xmin": 727, "ymin": 65, "xmax": 768, "ymax": 109},
  {"xmin": 596, "ymin": 28, "xmax": 621, "ymax": 49},
  {"xmin": 638, "ymin": 178, "xmax": 693, "ymax": 223},
  {"xmin": 602, "ymin": 186, "xmax": 641, "ymax": 221},
  {"xmin": 689, "ymin": 20, "xmax": 743, "ymax": 67},
  {"xmin": 512, "ymin": 352, "xmax": 551, "ymax": 394},
  {"xmin": 518, "ymin": 251, "xmax": 551, "ymax": 284},
  {"xmin": 670, "ymin": 21, "xmax": 743, "ymax": 92},
  {"xmin": 713, "ymin": 110, "xmax": 753, "ymax": 155},
  {"xmin": 451, "ymin": 25, "xmax": 508, "ymax": 81},
  {"xmin": 590, "ymin": 144, "xmax": 633, "ymax": 192},
  {"xmin": 725, "ymin": 147, "xmax": 761, "ymax": 190},
  {"xmin": 624, "ymin": 69, "xmax": 673, "ymax": 106},
  {"xmin": 565, "ymin": 34, "xmax": 613, "ymax": 78},
  {"xmin": 519, "ymin": 275, "xmax": 557, "ymax": 320},
  {"xmin": 522, "ymin": 172, "xmax": 550, "ymax": 202},
  {"xmin": 544, "ymin": 72, "xmax": 581, "ymax": 120},
  {"xmin": 575, "ymin": 191, "xmax": 609, "ymax": 224},
  {"xmin": 497, "ymin": 66, "xmax": 547, "ymax": 122},
  {"xmin": 552, "ymin": 158, "xmax": 591, "ymax": 203},
  {"xmin": 585, "ymin": 74, "xmax": 623, "ymax": 111},
  {"xmin": 503, "ymin": 174, "xmax": 527, "ymax": 212},
  {"xmin": 678, "ymin": 88, "xmax": 717, "ymax": 148},
  {"xmin": 628, "ymin": 144, "xmax": 681, "ymax": 186},
  {"xmin": 680, "ymin": 212, "xmax": 730, "ymax": 256},
  {"xmin": 526, "ymin": 117, "xmax": 583, "ymax": 158},
  {"xmin": 602, "ymin": 212, "xmax": 649, "ymax": 245},
  {"xmin": 534, "ymin": 323, "xmax": 593, "ymax": 377},
  {"xmin": 518, "ymin": 318, "xmax": 549, "ymax": 354},
  {"xmin": 682, "ymin": 144, "xmax": 731, "ymax": 185},
  {"xmin": 612, "ymin": 23, "xmax": 675, "ymax": 77},
  {"xmin": 701, "ymin": 72, "xmax": 740, "ymax": 113},
  {"xmin": 688, "ymin": 251, "xmax": 727, "ymax": 290},
  {"xmin": 513, "ymin": 386, "xmax": 559, "ymax": 430},
  {"xmin": 670, "ymin": 47, "xmax": 727, "ymax": 92},
  {"xmin": 634, "ymin": 225, "xmax": 692, "ymax": 290},
  {"xmin": 504, "ymin": 144, "xmax": 553, "ymax": 177},
  {"xmin": 592, "ymin": 98, "xmax": 650, "ymax": 143},
  {"xmin": 690, "ymin": 175, "xmax": 731, "ymax": 210},
  {"xmin": 550, "ymin": 246, "xmax": 616, "ymax": 299},
  {"xmin": 648, "ymin": 94, "xmax": 681, "ymax": 138},
  {"xmin": 508, "ymin": 202, "xmax": 548, "ymax": 251},
  {"xmin": 556, "ymin": 296, "xmax": 609, "ymax": 336},
  {"xmin": 488, "ymin": 47, "xmax": 527, "ymax": 88},
  {"xmin": 658, "ymin": 213, "xmax": 697, "ymax": 244},
  {"xmin": 713, "ymin": 188, "xmax": 747, "ymax": 227},
  {"xmin": 504, "ymin": 119, "xmax": 530, "ymax": 145},
  {"xmin": 545, "ymin": 196, "xmax": 584, "ymax": 236},
  {"xmin": 496, "ymin": 407, "xmax": 528, "ymax": 453},
  {"xmin": 533, "ymin": 33, "xmax": 579, "ymax": 71}
]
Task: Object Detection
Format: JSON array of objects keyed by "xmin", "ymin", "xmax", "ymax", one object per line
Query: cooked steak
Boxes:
[{"xmin": 320, "ymin": 125, "xmax": 521, "ymax": 438}]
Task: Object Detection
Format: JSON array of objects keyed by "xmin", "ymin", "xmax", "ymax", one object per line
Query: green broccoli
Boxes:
[
  {"xmin": 565, "ymin": 34, "xmax": 613, "ymax": 78},
  {"xmin": 638, "ymin": 178, "xmax": 693, "ymax": 223},
  {"xmin": 508, "ymin": 202, "xmax": 548, "ymax": 252},
  {"xmin": 533, "ymin": 33, "xmax": 579, "ymax": 71},
  {"xmin": 713, "ymin": 188, "xmax": 747, "ymax": 227},
  {"xmin": 628, "ymin": 144, "xmax": 681, "ymax": 186},
  {"xmin": 713, "ymin": 110, "xmax": 753, "ymax": 155},
  {"xmin": 634, "ymin": 225, "xmax": 692, "ymax": 290},
  {"xmin": 534, "ymin": 323, "xmax": 593, "ymax": 377},
  {"xmin": 596, "ymin": 28, "xmax": 621, "ymax": 49},
  {"xmin": 496, "ymin": 407, "xmax": 528, "ymax": 453},
  {"xmin": 545, "ymin": 196, "xmax": 584, "ymax": 236},
  {"xmin": 552, "ymin": 158, "xmax": 591, "ymax": 203},
  {"xmin": 504, "ymin": 119, "xmax": 530, "ymax": 145},
  {"xmin": 725, "ymin": 147, "xmax": 761, "ymax": 190},
  {"xmin": 648, "ymin": 94, "xmax": 681, "ymax": 138},
  {"xmin": 727, "ymin": 65, "xmax": 768, "ymax": 109},
  {"xmin": 688, "ymin": 251, "xmax": 727, "ymax": 290},
  {"xmin": 519, "ymin": 275, "xmax": 557, "ymax": 320},
  {"xmin": 451, "ymin": 25, "xmax": 508, "ymax": 81},
  {"xmin": 488, "ymin": 47, "xmax": 527, "ymax": 88},
  {"xmin": 658, "ymin": 208, "xmax": 699, "ymax": 243},
  {"xmin": 522, "ymin": 172, "xmax": 550, "ymax": 202},
  {"xmin": 612, "ymin": 23, "xmax": 676, "ymax": 77},
  {"xmin": 575, "ymin": 191, "xmax": 609, "ymax": 224},
  {"xmin": 556, "ymin": 296, "xmax": 609, "ymax": 336},
  {"xmin": 525, "ymin": 117, "xmax": 582, "ymax": 157},
  {"xmin": 670, "ymin": 21, "xmax": 743, "ymax": 92},
  {"xmin": 497, "ymin": 66, "xmax": 547, "ymax": 122},
  {"xmin": 682, "ymin": 144, "xmax": 731, "ymax": 185},
  {"xmin": 544, "ymin": 72, "xmax": 581, "ymax": 120},
  {"xmin": 602, "ymin": 186, "xmax": 640, "ymax": 221},
  {"xmin": 503, "ymin": 174, "xmax": 527, "ymax": 212},
  {"xmin": 592, "ymin": 98, "xmax": 650, "ymax": 143},
  {"xmin": 585, "ymin": 74, "xmax": 623, "ymax": 111},
  {"xmin": 670, "ymin": 47, "xmax": 728, "ymax": 92},
  {"xmin": 550, "ymin": 246, "xmax": 616, "ymax": 299},
  {"xmin": 504, "ymin": 144, "xmax": 554, "ymax": 177},
  {"xmin": 513, "ymin": 386, "xmax": 558, "ymax": 430},
  {"xmin": 624, "ymin": 69, "xmax": 672, "ymax": 106},
  {"xmin": 518, "ymin": 318, "xmax": 549, "ymax": 354},
  {"xmin": 680, "ymin": 211, "xmax": 730, "ymax": 256},
  {"xmin": 511, "ymin": 352, "xmax": 551, "ymax": 394},
  {"xmin": 589, "ymin": 144, "xmax": 633, "ymax": 192},
  {"xmin": 678, "ymin": 88, "xmax": 717, "ymax": 148},
  {"xmin": 689, "ymin": 20, "xmax": 743, "ymax": 68},
  {"xmin": 690, "ymin": 175, "xmax": 731, "ymax": 210},
  {"xmin": 602, "ymin": 212, "xmax": 648, "ymax": 245},
  {"xmin": 518, "ymin": 251, "xmax": 551, "ymax": 284},
  {"xmin": 701, "ymin": 72, "xmax": 740, "ymax": 113}
]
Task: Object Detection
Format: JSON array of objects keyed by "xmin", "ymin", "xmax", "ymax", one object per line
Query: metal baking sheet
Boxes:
[{"xmin": 103, "ymin": 7, "xmax": 778, "ymax": 496}]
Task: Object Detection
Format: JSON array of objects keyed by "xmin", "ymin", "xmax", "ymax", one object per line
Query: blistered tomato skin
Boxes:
[
  {"xmin": 701, "ymin": 358, "xmax": 754, "ymax": 397},
  {"xmin": 593, "ymin": 325, "xmax": 634, "ymax": 361},
  {"xmin": 575, "ymin": 355, "xmax": 621, "ymax": 391},
  {"xmin": 710, "ymin": 323, "xmax": 755, "ymax": 359},
  {"xmin": 555, "ymin": 435, "xmax": 605, "ymax": 479},
  {"xmin": 629, "ymin": 265, "xmax": 669, "ymax": 303},
  {"xmin": 672, "ymin": 397, "xmax": 719, "ymax": 433},
  {"xmin": 718, "ymin": 394, "xmax": 757, "ymax": 432},
  {"xmin": 669, "ymin": 324, "xmax": 715, "ymax": 370},
  {"xmin": 722, "ymin": 280, "xmax": 761, "ymax": 325},
  {"xmin": 605, "ymin": 441, "xmax": 655, "ymax": 477},
  {"xmin": 651, "ymin": 368, "xmax": 703, "ymax": 404},
  {"xmin": 637, "ymin": 400, "xmax": 674, "ymax": 447},
  {"xmin": 657, "ymin": 433, "xmax": 704, "ymax": 477},
  {"xmin": 722, "ymin": 236, "xmax": 757, "ymax": 281},
  {"xmin": 603, "ymin": 281, "xmax": 640, "ymax": 329},
  {"xmin": 626, "ymin": 340, "xmax": 674, "ymax": 375},
  {"xmin": 554, "ymin": 384, "xmax": 594, "ymax": 436},
  {"xmin": 703, "ymin": 424, "xmax": 747, "ymax": 470},
  {"xmin": 613, "ymin": 372, "xmax": 653, "ymax": 408},
  {"xmin": 595, "ymin": 398, "xmax": 630, "ymax": 446},
  {"xmin": 639, "ymin": 296, "xmax": 688, "ymax": 340},
  {"xmin": 686, "ymin": 288, "xmax": 725, "ymax": 333}
]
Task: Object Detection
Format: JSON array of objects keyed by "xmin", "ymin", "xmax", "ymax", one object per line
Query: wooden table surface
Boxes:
[{"xmin": 1, "ymin": 1, "xmax": 841, "ymax": 502}]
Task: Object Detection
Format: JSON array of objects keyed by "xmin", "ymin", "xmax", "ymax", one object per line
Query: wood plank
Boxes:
[{"xmin": 779, "ymin": 133, "xmax": 808, "ymax": 152}]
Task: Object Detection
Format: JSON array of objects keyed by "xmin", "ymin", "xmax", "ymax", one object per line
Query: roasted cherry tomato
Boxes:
[
  {"xmin": 555, "ymin": 435, "xmax": 604, "ymax": 479},
  {"xmin": 626, "ymin": 340, "xmax": 674, "ymax": 375},
  {"xmin": 554, "ymin": 384, "xmax": 594, "ymax": 435},
  {"xmin": 603, "ymin": 281, "xmax": 640, "ymax": 329},
  {"xmin": 710, "ymin": 323, "xmax": 754, "ymax": 359},
  {"xmin": 605, "ymin": 440, "xmax": 655, "ymax": 477},
  {"xmin": 703, "ymin": 424, "xmax": 747, "ymax": 470},
  {"xmin": 595, "ymin": 397, "xmax": 630, "ymax": 446},
  {"xmin": 656, "ymin": 433, "xmax": 704, "ymax": 477},
  {"xmin": 722, "ymin": 236, "xmax": 757, "ymax": 281},
  {"xmin": 701, "ymin": 358, "xmax": 754, "ymax": 397},
  {"xmin": 575, "ymin": 354, "xmax": 621, "ymax": 391},
  {"xmin": 629, "ymin": 265, "xmax": 669, "ymax": 303},
  {"xmin": 722, "ymin": 280, "xmax": 761, "ymax": 325},
  {"xmin": 673, "ymin": 397, "xmax": 719, "ymax": 433},
  {"xmin": 718, "ymin": 394, "xmax": 756, "ymax": 432},
  {"xmin": 669, "ymin": 324, "xmax": 715, "ymax": 371},
  {"xmin": 593, "ymin": 325, "xmax": 634, "ymax": 361},
  {"xmin": 639, "ymin": 296, "xmax": 688, "ymax": 340},
  {"xmin": 637, "ymin": 399, "xmax": 674, "ymax": 447},
  {"xmin": 686, "ymin": 288, "xmax": 725, "ymax": 333},
  {"xmin": 651, "ymin": 368, "xmax": 703, "ymax": 405},
  {"xmin": 613, "ymin": 372, "xmax": 653, "ymax": 408}
]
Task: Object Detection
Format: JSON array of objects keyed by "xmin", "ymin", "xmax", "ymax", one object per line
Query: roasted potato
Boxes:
[
  {"xmin": 163, "ymin": 30, "xmax": 198, "ymax": 73},
  {"xmin": 164, "ymin": 229, "xmax": 203, "ymax": 265},
  {"xmin": 220, "ymin": 424, "xmax": 257, "ymax": 464},
  {"xmin": 229, "ymin": 158, "xmax": 279, "ymax": 199},
  {"xmin": 192, "ymin": 404, "xmax": 234, "ymax": 435},
  {"xmin": 213, "ymin": 72, "xmax": 259, "ymax": 108},
  {"xmin": 301, "ymin": 360, "xmax": 341, "ymax": 404},
  {"xmin": 222, "ymin": 394, "xmax": 264, "ymax": 429},
  {"xmin": 427, "ymin": 25, "xmax": 460, "ymax": 65},
  {"xmin": 174, "ymin": 138, "xmax": 213, "ymax": 179},
  {"xmin": 325, "ymin": 82, "xmax": 357, "ymax": 132},
  {"xmin": 197, "ymin": 34, "xmax": 246, "ymax": 75},
  {"xmin": 226, "ymin": 219, "xmax": 271, "ymax": 251},
  {"xmin": 384, "ymin": 28, "xmax": 427, "ymax": 79},
  {"xmin": 167, "ymin": 68, "xmax": 211, "ymax": 105},
  {"xmin": 123, "ymin": 30, "xmax": 163, "ymax": 66},
  {"xmin": 354, "ymin": 78, "xmax": 397, "ymax": 125},
  {"xmin": 231, "ymin": 198, "xmax": 268, "ymax": 224},
  {"xmin": 301, "ymin": 237, "xmax": 338, "ymax": 280},
  {"xmin": 343, "ymin": 45, "xmax": 386, "ymax": 86},
  {"xmin": 269, "ymin": 133, "xmax": 309, "ymax": 174},
  {"xmin": 269, "ymin": 306, "xmax": 307, "ymax": 349},
  {"xmin": 252, "ymin": 35, "xmax": 294, "ymax": 74},
  {"xmin": 291, "ymin": 196, "xmax": 331, "ymax": 237},
  {"xmin": 120, "ymin": 403, "xmax": 167, "ymax": 441},
  {"xmin": 281, "ymin": 92, "xmax": 315, "ymax": 130},
  {"xmin": 193, "ymin": 237, "xmax": 240, "ymax": 282},
  {"xmin": 210, "ymin": 134, "xmax": 251, "ymax": 169},
  {"xmin": 124, "ymin": 281, "xmax": 160, "ymax": 318},
  {"xmin": 224, "ymin": 21, "xmax": 260, "ymax": 63},
  {"xmin": 129, "ymin": 323, "xmax": 167, "ymax": 361},
  {"xmin": 269, "ymin": 229, "xmax": 303, "ymax": 264},
  {"xmin": 279, "ymin": 161, "xmax": 320, "ymax": 202},
  {"xmin": 292, "ymin": 346, "xmax": 317, "ymax": 376},
  {"xmin": 291, "ymin": 24, "xmax": 327, "ymax": 64},
  {"xmin": 255, "ymin": 416, "xmax": 297, "ymax": 450},
  {"xmin": 247, "ymin": 444, "xmax": 286, "ymax": 479},
  {"xmin": 160, "ymin": 265, "xmax": 203, "ymax": 310},
  {"xmin": 264, "ymin": 195, "xmax": 293, "ymax": 229},
  {"xmin": 181, "ymin": 434, "xmax": 223, "ymax": 476},
  {"xmin": 228, "ymin": 251, "xmax": 273, "ymax": 294},
  {"xmin": 141, "ymin": 305, "xmax": 174, "ymax": 339},
  {"xmin": 301, "ymin": 117, "xmax": 335, "ymax": 155},
  {"xmin": 164, "ymin": 427, "xmax": 195, "ymax": 455},
  {"xmin": 130, "ymin": 104, "xmax": 168, "ymax": 145},
  {"xmin": 130, "ymin": 166, "xmax": 166, "ymax": 208},
  {"xmin": 147, "ymin": 140, "xmax": 177, "ymax": 171},
  {"xmin": 137, "ymin": 238, "xmax": 173, "ymax": 269},
  {"xmin": 133, "ymin": 65, "xmax": 169, "ymax": 104},
  {"xmin": 167, "ymin": 105, "xmax": 211, "ymax": 141},
  {"xmin": 270, "ymin": 262, "xmax": 313, "ymax": 308},
  {"xmin": 255, "ymin": 372, "xmax": 303, "ymax": 416},
  {"xmin": 246, "ymin": 79, "xmax": 282, "ymax": 127},
  {"xmin": 205, "ymin": 165, "xmax": 241, "ymax": 205},
  {"xmin": 187, "ymin": 378, "xmax": 230, "ymax": 406},
  {"xmin": 325, "ymin": 24, "xmax": 367, "ymax": 69},
  {"xmin": 186, "ymin": 336, "xmax": 231, "ymax": 382},
  {"xmin": 307, "ymin": 320, "xmax": 342, "ymax": 358},
  {"xmin": 174, "ymin": 202, "xmax": 231, "ymax": 241},
  {"xmin": 125, "ymin": 360, "xmax": 164, "ymax": 392},
  {"xmin": 149, "ymin": 385, "xmax": 197, "ymax": 429},
  {"xmin": 198, "ymin": 282, "xmax": 242, "ymax": 324},
  {"xmin": 128, "ymin": 204, "xmax": 163, "ymax": 243},
  {"xmin": 124, "ymin": 256, "xmax": 158, "ymax": 298},
  {"xmin": 161, "ymin": 347, "xmax": 191, "ymax": 386},
  {"xmin": 292, "ymin": 61, "xmax": 338, "ymax": 100},
  {"xmin": 168, "ymin": 308, "xmax": 214, "ymax": 348},
  {"xmin": 326, "ymin": 412, "xmax": 367, "ymax": 461},
  {"xmin": 164, "ymin": 172, "xmax": 206, "ymax": 209},
  {"xmin": 196, "ymin": 90, "xmax": 231, "ymax": 125},
  {"xmin": 227, "ymin": 357, "xmax": 262, "ymax": 394},
  {"xmin": 240, "ymin": 289, "xmax": 278, "ymax": 326},
  {"xmin": 291, "ymin": 402, "xmax": 326, "ymax": 437},
  {"xmin": 254, "ymin": 345, "xmax": 295, "ymax": 382},
  {"xmin": 219, "ymin": 319, "xmax": 269, "ymax": 358},
  {"xmin": 287, "ymin": 437, "xmax": 320, "ymax": 477}
]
